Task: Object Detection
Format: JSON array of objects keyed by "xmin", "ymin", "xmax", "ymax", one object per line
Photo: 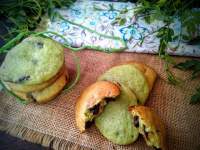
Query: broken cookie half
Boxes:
[
  {"xmin": 75, "ymin": 81, "xmax": 120, "ymax": 132},
  {"xmin": 129, "ymin": 106, "xmax": 166, "ymax": 150}
]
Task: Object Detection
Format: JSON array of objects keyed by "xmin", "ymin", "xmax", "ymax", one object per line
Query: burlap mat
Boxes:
[{"xmin": 0, "ymin": 49, "xmax": 200, "ymax": 150}]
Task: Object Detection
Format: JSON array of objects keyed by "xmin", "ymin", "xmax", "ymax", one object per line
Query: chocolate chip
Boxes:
[
  {"xmin": 143, "ymin": 125, "xmax": 149, "ymax": 140},
  {"xmin": 27, "ymin": 93, "xmax": 36, "ymax": 102},
  {"xmin": 85, "ymin": 121, "xmax": 93, "ymax": 129},
  {"xmin": 104, "ymin": 97, "xmax": 115, "ymax": 103},
  {"xmin": 17, "ymin": 75, "xmax": 30, "ymax": 83},
  {"xmin": 36, "ymin": 42, "xmax": 43, "ymax": 49},
  {"xmin": 115, "ymin": 82, "xmax": 121, "ymax": 87},
  {"xmin": 153, "ymin": 146, "xmax": 161, "ymax": 150},
  {"xmin": 156, "ymin": 129, "xmax": 160, "ymax": 133},
  {"xmin": 133, "ymin": 116, "xmax": 139, "ymax": 128},
  {"xmin": 89, "ymin": 104, "xmax": 100, "ymax": 115}
]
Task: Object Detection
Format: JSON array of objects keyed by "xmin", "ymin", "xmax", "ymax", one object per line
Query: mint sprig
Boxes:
[{"xmin": 174, "ymin": 60, "xmax": 200, "ymax": 79}]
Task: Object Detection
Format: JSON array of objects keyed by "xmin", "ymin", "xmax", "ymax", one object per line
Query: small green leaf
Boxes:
[
  {"xmin": 192, "ymin": 69, "xmax": 200, "ymax": 79},
  {"xmin": 157, "ymin": 0, "xmax": 167, "ymax": 6},
  {"xmin": 144, "ymin": 16, "xmax": 151, "ymax": 24},
  {"xmin": 172, "ymin": 35, "xmax": 179, "ymax": 41},
  {"xmin": 174, "ymin": 60, "xmax": 198, "ymax": 70},
  {"xmin": 165, "ymin": 67, "xmax": 181, "ymax": 85},
  {"xmin": 174, "ymin": 60, "xmax": 200, "ymax": 79},
  {"xmin": 120, "ymin": 8, "xmax": 128, "ymax": 14},
  {"xmin": 162, "ymin": 62, "xmax": 181, "ymax": 85},
  {"xmin": 119, "ymin": 18, "xmax": 126, "ymax": 26},
  {"xmin": 190, "ymin": 87, "xmax": 200, "ymax": 104},
  {"xmin": 182, "ymin": 34, "xmax": 191, "ymax": 41}
]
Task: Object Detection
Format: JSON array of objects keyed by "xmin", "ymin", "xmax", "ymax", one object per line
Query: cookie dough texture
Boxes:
[
  {"xmin": 95, "ymin": 84, "xmax": 139, "ymax": 145},
  {"xmin": 0, "ymin": 36, "xmax": 67, "ymax": 104},
  {"xmin": 3, "ymin": 68, "xmax": 68, "ymax": 104},
  {"xmin": 76, "ymin": 61, "xmax": 159, "ymax": 146},
  {"xmin": 129, "ymin": 106, "xmax": 166, "ymax": 150},
  {"xmin": 125, "ymin": 62, "xmax": 157, "ymax": 92},
  {"xmin": 98, "ymin": 64, "xmax": 149, "ymax": 104},
  {"xmin": 75, "ymin": 81, "xmax": 120, "ymax": 132},
  {"xmin": 0, "ymin": 36, "xmax": 64, "ymax": 85},
  {"xmin": 3, "ymin": 65, "xmax": 66, "ymax": 93}
]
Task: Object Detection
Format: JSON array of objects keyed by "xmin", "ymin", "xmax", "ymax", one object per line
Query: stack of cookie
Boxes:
[
  {"xmin": 0, "ymin": 36, "xmax": 68, "ymax": 104},
  {"xmin": 76, "ymin": 62, "xmax": 166, "ymax": 149}
]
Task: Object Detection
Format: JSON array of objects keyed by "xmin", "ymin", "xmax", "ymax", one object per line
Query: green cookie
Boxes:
[
  {"xmin": 95, "ymin": 84, "xmax": 139, "ymax": 145},
  {"xmin": 98, "ymin": 64, "xmax": 149, "ymax": 104},
  {"xmin": 0, "ymin": 36, "xmax": 64, "ymax": 85}
]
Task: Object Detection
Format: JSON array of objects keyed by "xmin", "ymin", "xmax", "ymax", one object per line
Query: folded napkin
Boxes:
[{"xmin": 45, "ymin": 0, "xmax": 200, "ymax": 56}]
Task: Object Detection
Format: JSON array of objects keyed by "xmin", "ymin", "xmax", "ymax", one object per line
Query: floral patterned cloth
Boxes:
[{"xmin": 46, "ymin": 0, "xmax": 200, "ymax": 57}]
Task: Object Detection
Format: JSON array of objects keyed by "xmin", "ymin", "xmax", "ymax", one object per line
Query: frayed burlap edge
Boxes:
[{"xmin": 0, "ymin": 120, "xmax": 91, "ymax": 150}]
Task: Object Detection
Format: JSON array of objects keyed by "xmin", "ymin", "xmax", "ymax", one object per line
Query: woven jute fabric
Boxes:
[{"xmin": 0, "ymin": 49, "xmax": 200, "ymax": 150}]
